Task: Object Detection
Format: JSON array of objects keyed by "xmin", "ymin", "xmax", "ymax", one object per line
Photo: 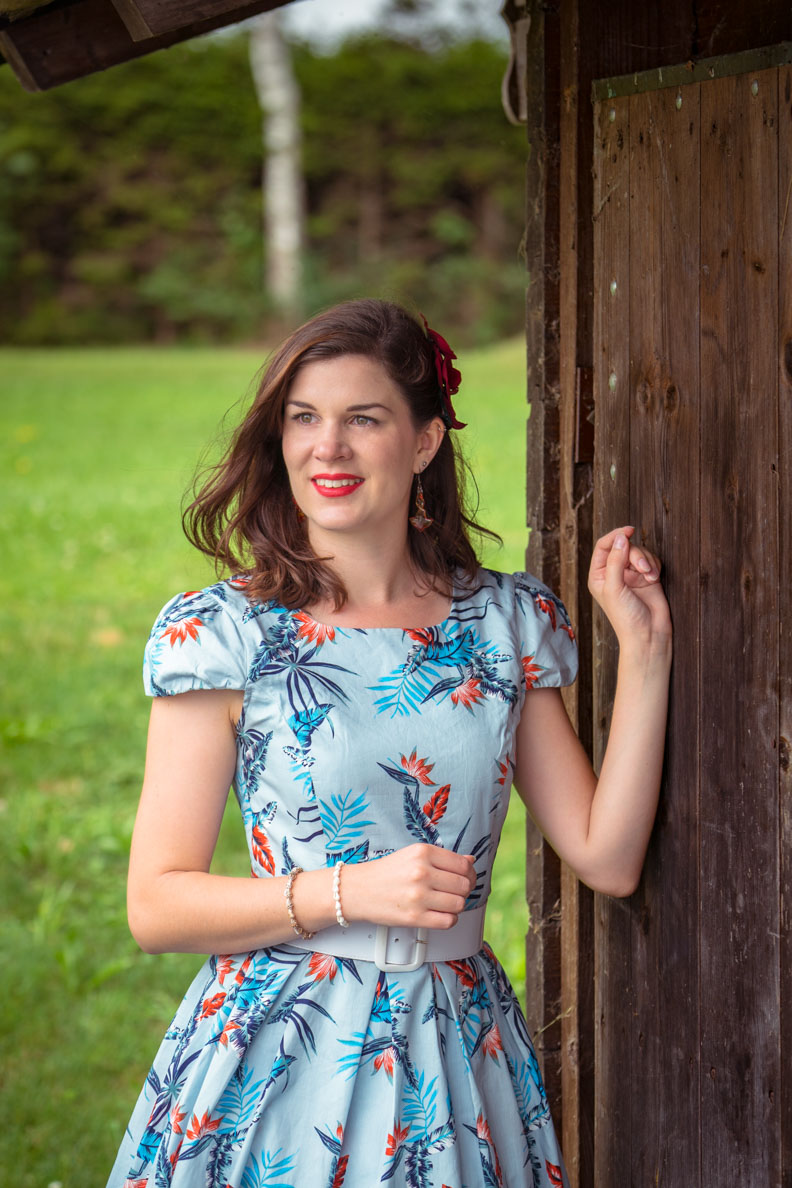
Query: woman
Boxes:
[{"xmin": 108, "ymin": 299, "xmax": 671, "ymax": 1187}]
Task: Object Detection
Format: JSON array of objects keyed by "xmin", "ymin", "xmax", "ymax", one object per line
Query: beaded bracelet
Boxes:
[
  {"xmin": 284, "ymin": 865, "xmax": 315, "ymax": 939},
  {"xmin": 333, "ymin": 860, "xmax": 348, "ymax": 928}
]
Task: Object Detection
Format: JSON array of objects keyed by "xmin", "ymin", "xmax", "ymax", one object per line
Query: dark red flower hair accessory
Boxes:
[{"xmin": 420, "ymin": 314, "xmax": 466, "ymax": 429}]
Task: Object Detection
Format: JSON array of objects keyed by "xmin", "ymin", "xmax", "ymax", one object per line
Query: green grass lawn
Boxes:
[{"xmin": 0, "ymin": 340, "xmax": 534, "ymax": 1184}]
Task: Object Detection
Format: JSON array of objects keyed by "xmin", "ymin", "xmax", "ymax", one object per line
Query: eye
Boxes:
[
  {"xmin": 351, "ymin": 414, "xmax": 377, "ymax": 427},
  {"xmin": 290, "ymin": 411, "xmax": 315, "ymax": 425}
]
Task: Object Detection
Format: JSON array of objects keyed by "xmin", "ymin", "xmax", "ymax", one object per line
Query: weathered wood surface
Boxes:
[
  {"xmin": 0, "ymin": 0, "xmax": 288, "ymax": 91},
  {"xmin": 627, "ymin": 83, "xmax": 701, "ymax": 1185},
  {"xmin": 590, "ymin": 63, "xmax": 786, "ymax": 1184},
  {"xmin": 110, "ymin": 0, "xmax": 278, "ymax": 41},
  {"xmin": 699, "ymin": 67, "xmax": 781, "ymax": 1182},
  {"xmin": 557, "ymin": 4, "xmax": 594, "ymax": 1183},
  {"xmin": 780, "ymin": 64, "xmax": 792, "ymax": 1188},
  {"xmin": 591, "ymin": 91, "xmax": 632, "ymax": 1186},
  {"xmin": 523, "ymin": 0, "xmax": 565, "ymax": 1127}
]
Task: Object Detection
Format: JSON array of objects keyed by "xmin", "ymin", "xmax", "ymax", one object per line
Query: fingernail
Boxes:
[
  {"xmin": 637, "ymin": 557, "xmax": 651, "ymax": 572},
  {"xmin": 614, "ymin": 534, "xmax": 627, "ymax": 550}
]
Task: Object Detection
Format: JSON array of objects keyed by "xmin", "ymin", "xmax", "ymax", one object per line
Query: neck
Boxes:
[{"xmin": 309, "ymin": 527, "xmax": 419, "ymax": 609}]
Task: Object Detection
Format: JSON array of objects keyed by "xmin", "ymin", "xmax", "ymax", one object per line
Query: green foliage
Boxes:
[
  {"xmin": 0, "ymin": 341, "xmax": 531, "ymax": 1182},
  {"xmin": 0, "ymin": 31, "xmax": 526, "ymax": 345}
]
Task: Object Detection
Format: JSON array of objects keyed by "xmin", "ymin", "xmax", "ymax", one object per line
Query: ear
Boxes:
[{"xmin": 414, "ymin": 417, "xmax": 446, "ymax": 472}]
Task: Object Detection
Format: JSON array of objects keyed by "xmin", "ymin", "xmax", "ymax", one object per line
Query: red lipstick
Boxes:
[{"xmin": 311, "ymin": 473, "xmax": 364, "ymax": 498}]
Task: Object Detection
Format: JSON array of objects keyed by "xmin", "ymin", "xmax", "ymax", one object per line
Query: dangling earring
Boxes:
[{"xmin": 409, "ymin": 466, "xmax": 433, "ymax": 532}]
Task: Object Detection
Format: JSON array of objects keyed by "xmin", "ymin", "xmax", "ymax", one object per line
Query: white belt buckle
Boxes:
[{"xmin": 374, "ymin": 924, "xmax": 428, "ymax": 972}]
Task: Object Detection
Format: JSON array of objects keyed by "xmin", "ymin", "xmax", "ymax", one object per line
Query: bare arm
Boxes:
[
  {"xmin": 513, "ymin": 526, "xmax": 672, "ymax": 897},
  {"xmin": 127, "ymin": 690, "xmax": 475, "ymax": 955}
]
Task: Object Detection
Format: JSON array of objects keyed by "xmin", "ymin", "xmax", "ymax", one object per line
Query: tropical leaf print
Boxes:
[
  {"xmin": 216, "ymin": 1061, "xmax": 267, "ymax": 1134},
  {"xmin": 370, "ymin": 626, "xmax": 518, "ymax": 717},
  {"xmin": 317, "ymin": 789, "xmax": 375, "ymax": 851},
  {"xmin": 236, "ymin": 719, "xmax": 273, "ymax": 802},
  {"xmin": 401, "ymin": 1069, "xmax": 438, "ymax": 1133},
  {"xmin": 239, "ymin": 1147, "xmax": 297, "ymax": 1188}
]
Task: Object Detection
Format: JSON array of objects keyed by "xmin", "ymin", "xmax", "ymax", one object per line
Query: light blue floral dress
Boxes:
[{"xmin": 108, "ymin": 568, "xmax": 577, "ymax": 1188}]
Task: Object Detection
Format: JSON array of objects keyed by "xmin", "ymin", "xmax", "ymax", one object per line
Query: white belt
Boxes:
[{"xmin": 288, "ymin": 905, "xmax": 486, "ymax": 973}]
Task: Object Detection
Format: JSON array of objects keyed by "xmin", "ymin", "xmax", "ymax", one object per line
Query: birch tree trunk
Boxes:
[{"xmin": 249, "ymin": 11, "xmax": 303, "ymax": 318}]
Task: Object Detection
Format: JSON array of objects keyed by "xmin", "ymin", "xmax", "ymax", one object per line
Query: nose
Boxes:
[{"xmin": 313, "ymin": 420, "xmax": 352, "ymax": 462}]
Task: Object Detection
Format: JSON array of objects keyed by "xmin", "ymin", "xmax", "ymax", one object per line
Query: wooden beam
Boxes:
[
  {"xmin": 0, "ymin": 0, "xmax": 291, "ymax": 91},
  {"xmin": 110, "ymin": 0, "xmax": 285, "ymax": 42}
]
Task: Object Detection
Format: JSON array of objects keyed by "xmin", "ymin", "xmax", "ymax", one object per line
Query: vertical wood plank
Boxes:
[
  {"xmin": 523, "ymin": 0, "xmax": 565, "ymax": 1132},
  {"xmin": 557, "ymin": 2, "xmax": 584, "ymax": 1181},
  {"xmin": 627, "ymin": 82, "xmax": 702, "ymax": 1185},
  {"xmin": 699, "ymin": 67, "xmax": 781, "ymax": 1183},
  {"xmin": 592, "ymin": 91, "xmax": 632, "ymax": 1186},
  {"xmin": 778, "ymin": 62, "xmax": 792, "ymax": 1188}
]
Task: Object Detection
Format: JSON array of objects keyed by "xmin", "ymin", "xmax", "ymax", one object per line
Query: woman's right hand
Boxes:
[{"xmin": 340, "ymin": 844, "xmax": 477, "ymax": 931}]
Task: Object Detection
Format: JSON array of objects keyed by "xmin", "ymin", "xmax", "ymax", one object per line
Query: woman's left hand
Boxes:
[{"xmin": 588, "ymin": 525, "xmax": 671, "ymax": 647}]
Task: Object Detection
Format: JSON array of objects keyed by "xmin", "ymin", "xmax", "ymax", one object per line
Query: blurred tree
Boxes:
[
  {"xmin": 0, "ymin": 29, "xmax": 525, "ymax": 345},
  {"xmin": 249, "ymin": 10, "xmax": 304, "ymax": 320}
]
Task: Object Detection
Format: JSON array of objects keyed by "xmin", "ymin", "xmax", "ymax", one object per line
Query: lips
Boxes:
[{"xmin": 311, "ymin": 473, "xmax": 364, "ymax": 497}]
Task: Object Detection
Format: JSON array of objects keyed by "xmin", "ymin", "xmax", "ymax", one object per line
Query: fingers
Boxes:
[{"xmin": 592, "ymin": 526, "xmax": 662, "ymax": 587}]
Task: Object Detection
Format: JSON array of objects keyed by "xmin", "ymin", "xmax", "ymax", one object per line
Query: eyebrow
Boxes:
[{"xmin": 286, "ymin": 400, "xmax": 392, "ymax": 413}]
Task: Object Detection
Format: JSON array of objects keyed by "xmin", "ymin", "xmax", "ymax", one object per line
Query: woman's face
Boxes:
[{"xmin": 281, "ymin": 354, "xmax": 443, "ymax": 544}]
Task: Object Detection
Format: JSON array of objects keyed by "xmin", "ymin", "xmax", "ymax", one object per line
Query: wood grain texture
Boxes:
[
  {"xmin": 627, "ymin": 83, "xmax": 702, "ymax": 1185},
  {"xmin": 0, "ymin": 0, "xmax": 287, "ymax": 90},
  {"xmin": 699, "ymin": 68, "xmax": 781, "ymax": 1182},
  {"xmin": 591, "ymin": 92, "xmax": 632, "ymax": 1187},
  {"xmin": 778, "ymin": 61, "xmax": 792, "ymax": 1188}
]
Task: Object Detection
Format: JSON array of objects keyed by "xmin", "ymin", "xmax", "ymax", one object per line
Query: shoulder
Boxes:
[
  {"xmin": 464, "ymin": 568, "xmax": 578, "ymax": 690},
  {"xmin": 144, "ymin": 577, "xmax": 278, "ymax": 697}
]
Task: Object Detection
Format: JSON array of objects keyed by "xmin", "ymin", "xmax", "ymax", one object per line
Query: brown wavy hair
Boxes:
[{"xmin": 183, "ymin": 298, "xmax": 500, "ymax": 609}]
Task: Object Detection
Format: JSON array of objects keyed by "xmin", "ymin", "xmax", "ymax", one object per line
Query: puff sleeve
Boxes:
[
  {"xmin": 143, "ymin": 588, "xmax": 249, "ymax": 697},
  {"xmin": 511, "ymin": 571, "xmax": 578, "ymax": 693}
]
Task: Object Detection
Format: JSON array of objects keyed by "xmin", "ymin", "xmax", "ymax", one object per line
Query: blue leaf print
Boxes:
[
  {"xmin": 315, "ymin": 1124, "xmax": 343, "ymax": 1156},
  {"xmin": 216, "ymin": 1061, "xmax": 266, "ymax": 1134},
  {"xmin": 401, "ymin": 1070, "xmax": 438, "ymax": 1135},
  {"xmin": 240, "ymin": 1147, "xmax": 297, "ymax": 1188},
  {"xmin": 318, "ymin": 789, "xmax": 376, "ymax": 850},
  {"xmin": 288, "ymin": 703, "xmax": 333, "ymax": 747},
  {"xmin": 326, "ymin": 840, "xmax": 370, "ymax": 865}
]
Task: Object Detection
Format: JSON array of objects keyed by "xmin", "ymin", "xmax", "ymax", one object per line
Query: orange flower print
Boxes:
[
  {"xmin": 481, "ymin": 1024, "xmax": 503, "ymax": 1062},
  {"xmin": 447, "ymin": 958, "xmax": 476, "ymax": 988},
  {"xmin": 168, "ymin": 1141, "xmax": 183, "ymax": 1170},
  {"xmin": 162, "ymin": 617, "xmax": 202, "ymax": 647},
  {"xmin": 199, "ymin": 992, "xmax": 226, "ymax": 1019},
  {"xmin": 123, "ymin": 1180, "xmax": 148, "ymax": 1187},
  {"xmin": 170, "ymin": 1104, "xmax": 187, "ymax": 1135},
  {"xmin": 406, "ymin": 627, "xmax": 433, "ymax": 645},
  {"xmin": 451, "ymin": 678, "xmax": 484, "ymax": 709},
  {"xmin": 386, "ymin": 1121, "xmax": 410, "ymax": 1156},
  {"xmin": 535, "ymin": 596, "xmax": 557, "ymax": 631},
  {"xmin": 293, "ymin": 611, "xmax": 335, "ymax": 646},
  {"xmin": 218, "ymin": 1019, "xmax": 242, "ymax": 1047},
  {"xmin": 331, "ymin": 1154, "xmax": 349, "ymax": 1187},
  {"xmin": 374, "ymin": 1046, "xmax": 396, "ymax": 1080},
  {"xmin": 476, "ymin": 1113, "xmax": 494, "ymax": 1144},
  {"xmin": 335, "ymin": 1122, "xmax": 344, "ymax": 1142},
  {"xmin": 216, "ymin": 956, "xmax": 235, "ymax": 985},
  {"xmin": 400, "ymin": 748, "xmax": 436, "ymax": 785},
  {"xmin": 251, "ymin": 823, "xmax": 275, "ymax": 875},
  {"xmin": 308, "ymin": 951, "xmax": 339, "ymax": 981},
  {"xmin": 496, "ymin": 755, "xmax": 512, "ymax": 786},
  {"xmin": 564, "ymin": 623, "xmax": 576, "ymax": 642},
  {"xmin": 547, "ymin": 1161, "xmax": 564, "ymax": 1187},
  {"xmin": 422, "ymin": 784, "xmax": 449, "ymax": 824},
  {"xmin": 521, "ymin": 654, "xmax": 544, "ymax": 688},
  {"xmin": 186, "ymin": 1111, "xmax": 222, "ymax": 1141}
]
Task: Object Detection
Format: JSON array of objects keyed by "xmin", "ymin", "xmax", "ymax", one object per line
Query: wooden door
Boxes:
[{"xmin": 591, "ymin": 59, "xmax": 791, "ymax": 1184}]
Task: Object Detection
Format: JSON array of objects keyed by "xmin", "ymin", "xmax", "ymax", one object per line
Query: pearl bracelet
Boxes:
[
  {"xmin": 333, "ymin": 860, "xmax": 348, "ymax": 928},
  {"xmin": 284, "ymin": 865, "xmax": 315, "ymax": 939}
]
